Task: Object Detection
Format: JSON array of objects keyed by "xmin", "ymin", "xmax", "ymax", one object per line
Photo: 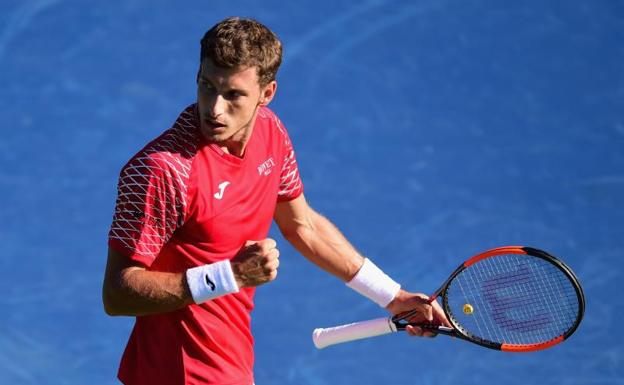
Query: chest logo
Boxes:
[
  {"xmin": 257, "ymin": 157, "xmax": 276, "ymax": 176},
  {"xmin": 214, "ymin": 181, "xmax": 230, "ymax": 200}
]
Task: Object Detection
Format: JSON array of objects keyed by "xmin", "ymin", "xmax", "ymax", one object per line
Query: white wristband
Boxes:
[
  {"xmin": 346, "ymin": 258, "xmax": 401, "ymax": 307},
  {"xmin": 186, "ymin": 260, "xmax": 239, "ymax": 304}
]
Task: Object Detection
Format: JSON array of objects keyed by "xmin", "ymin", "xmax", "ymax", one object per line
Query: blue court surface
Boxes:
[{"xmin": 1, "ymin": 1, "xmax": 623, "ymax": 384}]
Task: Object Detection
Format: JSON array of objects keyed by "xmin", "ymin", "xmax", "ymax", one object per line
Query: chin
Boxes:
[
  {"xmin": 201, "ymin": 132, "xmax": 226, "ymax": 144},
  {"xmin": 200, "ymin": 125, "xmax": 228, "ymax": 141}
]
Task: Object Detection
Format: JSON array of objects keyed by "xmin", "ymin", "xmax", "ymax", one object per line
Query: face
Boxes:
[{"xmin": 197, "ymin": 60, "xmax": 276, "ymax": 153}]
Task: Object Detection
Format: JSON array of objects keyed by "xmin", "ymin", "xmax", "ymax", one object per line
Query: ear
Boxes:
[
  {"xmin": 196, "ymin": 61, "xmax": 204, "ymax": 83},
  {"xmin": 259, "ymin": 80, "xmax": 277, "ymax": 106}
]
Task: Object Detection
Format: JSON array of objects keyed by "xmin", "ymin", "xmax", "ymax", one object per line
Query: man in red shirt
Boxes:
[{"xmin": 103, "ymin": 17, "xmax": 449, "ymax": 385}]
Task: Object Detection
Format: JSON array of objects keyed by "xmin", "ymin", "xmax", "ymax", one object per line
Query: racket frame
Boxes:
[{"xmin": 392, "ymin": 246, "xmax": 585, "ymax": 352}]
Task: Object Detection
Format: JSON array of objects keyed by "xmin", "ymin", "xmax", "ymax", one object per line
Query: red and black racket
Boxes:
[{"xmin": 313, "ymin": 246, "xmax": 585, "ymax": 352}]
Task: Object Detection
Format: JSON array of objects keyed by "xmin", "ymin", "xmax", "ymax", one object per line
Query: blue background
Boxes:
[{"xmin": 1, "ymin": 0, "xmax": 623, "ymax": 384}]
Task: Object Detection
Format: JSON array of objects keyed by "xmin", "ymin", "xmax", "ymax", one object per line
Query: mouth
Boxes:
[{"xmin": 202, "ymin": 118, "xmax": 227, "ymax": 133}]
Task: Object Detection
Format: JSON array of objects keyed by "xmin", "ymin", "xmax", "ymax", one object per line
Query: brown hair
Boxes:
[{"xmin": 200, "ymin": 17, "xmax": 282, "ymax": 86}]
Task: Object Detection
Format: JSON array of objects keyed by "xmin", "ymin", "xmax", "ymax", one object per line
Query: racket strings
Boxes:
[{"xmin": 446, "ymin": 254, "xmax": 580, "ymax": 346}]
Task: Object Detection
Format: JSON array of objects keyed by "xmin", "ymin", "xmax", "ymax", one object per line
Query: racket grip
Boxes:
[{"xmin": 312, "ymin": 317, "xmax": 397, "ymax": 349}]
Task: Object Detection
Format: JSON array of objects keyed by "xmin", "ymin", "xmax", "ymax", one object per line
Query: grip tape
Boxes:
[{"xmin": 312, "ymin": 317, "xmax": 397, "ymax": 349}]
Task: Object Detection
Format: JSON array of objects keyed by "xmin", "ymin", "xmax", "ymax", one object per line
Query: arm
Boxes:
[
  {"xmin": 273, "ymin": 194, "xmax": 363, "ymax": 281},
  {"xmin": 102, "ymin": 241, "xmax": 280, "ymax": 317},
  {"xmin": 104, "ymin": 151, "xmax": 281, "ymax": 317},
  {"xmin": 274, "ymin": 194, "xmax": 450, "ymax": 335},
  {"xmin": 102, "ymin": 247, "xmax": 193, "ymax": 316}
]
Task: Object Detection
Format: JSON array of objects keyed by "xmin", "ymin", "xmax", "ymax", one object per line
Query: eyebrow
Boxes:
[
  {"xmin": 198, "ymin": 75, "xmax": 213, "ymax": 84},
  {"xmin": 199, "ymin": 76, "xmax": 248, "ymax": 94}
]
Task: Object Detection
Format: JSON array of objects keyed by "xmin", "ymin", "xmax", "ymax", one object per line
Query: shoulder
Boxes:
[
  {"xmin": 147, "ymin": 104, "xmax": 200, "ymax": 164},
  {"xmin": 255, "ymin": 106, "xmax": 293, "ymax": 150},
  {"xmin": 118, "ymin": 104, "xmax": 202, "ymax": 198},
  {"xmin": 257, "ymin": 106, "xmax": 288, "ymax": 134},
  {"xmin": 121, "ymin": 105, "xmax": 201, "ymax": 176}
]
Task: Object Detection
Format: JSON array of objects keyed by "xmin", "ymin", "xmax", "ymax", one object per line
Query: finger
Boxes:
[
  {"xmin": 260, "ymin": 257, "xmax": 280, "ymax": 275},
  {"xmin": 431, "ymin": 300, "xmax": 452, "ymax": 327},
  {"xmin": 421, "ymin": 302, "xmax": 433, "ymax": 323},
  {"xmin": 245, "ymin": 239, "xmax": 264, "ymax": 248},
  {"xmin": 406, "ymin": 325, "xmax": 424, "ymax": 337},
  {"xmin": 422, "ymin": 330, "xmax": 437, "ymax": 338},
  {"xmin": 411, "ymin": 324, "xmax": 438, "ymax": 338},
  {"xmin": 243, "ymin": 240, "xmax": 262, "ymax": 253},
  {"xmin": 265, "ymin": 256, "xmax": 280, "ymax": 271},
  {"xmin": 414, "ymin": 294, "xmax": 434, "ymax": 322},
  {"xmin": 265, "ymin": 248, "xmax": 280, "ymax": 261},
  {"xmin": 257, "ymin": 238, "xmax": 277, "ymax": 252},
  {"xmin": 255, "ymin": 252, "xmax": 279, "ymax": 274},
  {"xmin": 257, "ymin": 264, "xmax": 279, "ymax": 283}
]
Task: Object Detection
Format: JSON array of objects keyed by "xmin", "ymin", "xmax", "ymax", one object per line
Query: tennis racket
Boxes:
[{"xmin": 313, "ymin": 246, "xmax": 585, "ymax": 352}]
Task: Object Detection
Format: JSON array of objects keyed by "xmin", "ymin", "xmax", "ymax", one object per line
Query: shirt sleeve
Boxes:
[
  {"xmin": 275, "ymin": 117, "xmax": 304, "ymax": 202},
  {"xmin": 108, "ymin": 152, "xmax": 186, "ymax": 267}
]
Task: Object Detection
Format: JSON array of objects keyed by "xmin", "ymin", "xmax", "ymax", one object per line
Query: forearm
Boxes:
[
  {"xmin": 103, "ymin": 242, "xmax": 276, "ymax": 317},
  {"xmin": 103, "ymin": 267, "xmax": 194, "ymax": 317},
  {"xmin": 283, "ymin": 209, "xmax": 364, "ymax": 281},
  {"xmin": 275, "ymin": 196, "xmax": 401, "ymax": 307}
]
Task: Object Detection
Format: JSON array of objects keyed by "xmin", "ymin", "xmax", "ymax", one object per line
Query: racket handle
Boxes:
[{"xmin": 312, "ymin": 317, "xmax": 397, "ymax": 349}]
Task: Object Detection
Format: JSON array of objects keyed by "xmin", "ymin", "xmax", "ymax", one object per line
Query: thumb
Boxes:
[
  {"xmin": 244, "ymin": 240, "xmax": 257, "ymax": 247},
  {"xmin": 415, "ymin": 296, "xmax": 433, "ymax": 322},
  {"xmin": 424, "ymin": 304, "xmax": 433, "ymax": 322}
]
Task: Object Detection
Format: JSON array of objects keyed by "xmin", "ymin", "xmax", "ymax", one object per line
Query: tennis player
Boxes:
[{"xmin": 102, "ymin": 17, "xmax": 450, "ymax": 385}]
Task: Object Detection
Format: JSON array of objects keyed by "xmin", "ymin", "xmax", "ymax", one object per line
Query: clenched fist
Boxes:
[{"xmin": 230, "ymin": 239, "xmax": 280, "ymax": 288}]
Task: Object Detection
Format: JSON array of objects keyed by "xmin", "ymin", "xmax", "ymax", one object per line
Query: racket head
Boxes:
[{"xmin": 438, "ymin": 246, "xmax": 585, "ymax": 352}]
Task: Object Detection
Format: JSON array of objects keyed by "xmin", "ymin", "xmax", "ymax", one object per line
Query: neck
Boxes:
[
  {"xmin": 218, "ymin": 118, "xmax": 256, "ymax": 158},
  {"xmin": 220, "ymin": 109, "xmax": 259, "ymax": 157},
  {"xmin": 220, "ymin": 140, "xmax": 246, "ymax": 157}
]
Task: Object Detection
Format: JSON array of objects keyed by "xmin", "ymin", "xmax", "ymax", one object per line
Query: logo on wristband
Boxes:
[{"xmin": 205, "ymin": 275, "xmax": 216, "ymax": 291}]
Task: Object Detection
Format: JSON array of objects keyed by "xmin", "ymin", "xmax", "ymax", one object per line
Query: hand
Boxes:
[
  {"xmin": 385, "ymin": 289, "xmax": 452, "ymax": 338},
  {"xmin": 230, "ymin": 239, "xmax": 280, "ymax": 288}
]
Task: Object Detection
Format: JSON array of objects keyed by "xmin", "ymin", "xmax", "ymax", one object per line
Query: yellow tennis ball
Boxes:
[{"xmin": 463, "ymin": 304, "xmax": 474, "ymax": 315}]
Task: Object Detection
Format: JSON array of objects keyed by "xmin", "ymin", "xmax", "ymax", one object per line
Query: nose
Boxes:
[{"xmin": 207, "ymin": 94, "xmax": 226, "ymax": 118}]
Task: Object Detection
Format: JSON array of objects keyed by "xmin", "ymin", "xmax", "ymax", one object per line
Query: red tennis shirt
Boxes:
[{"xmin": 108, "ymin": 104, "xmax": 303, "ymax": 385}]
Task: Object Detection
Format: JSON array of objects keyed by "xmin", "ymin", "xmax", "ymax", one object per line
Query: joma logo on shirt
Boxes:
[
  {"xmin": 214, "ymin": 181, "xmax": 230, "ymax": 200},
  {"xmin": 257, "ymin": 157, "xmax": 276, "ymax": 176}
]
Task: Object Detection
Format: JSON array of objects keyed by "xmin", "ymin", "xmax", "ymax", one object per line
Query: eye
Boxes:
[
  {"xmin": 225, "ymin": 90, "xmax": 243, "ymax": 100},
  {"xmin": 198, "ymin": 80, "xmax": 215, "ymax": 92}
]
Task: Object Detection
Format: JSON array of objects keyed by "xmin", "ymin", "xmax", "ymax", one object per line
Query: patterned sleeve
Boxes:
[
  {"xmin": 275, "ymin": 117, "xmax": 304, "ymax": 202},
  {"xmin": 108, "ymin": 152, "xmax": 187, "ymax": 267}
]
